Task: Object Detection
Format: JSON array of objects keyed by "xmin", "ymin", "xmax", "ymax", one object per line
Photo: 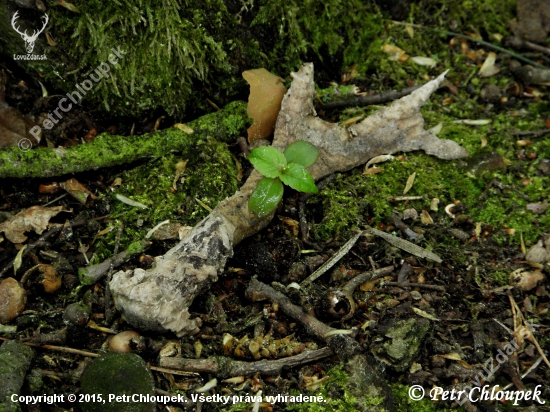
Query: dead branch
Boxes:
[
  {"xmin": 110, "ymin": 63, "xmax": 468, "ymax": 337},
  {"xmin": 512, "ymin": 129, "xmax": 550, "ymax": 138},
  {"xmin": 505, "ymin": 36, "xmax": 550, "ymax": 57},
  {"xmin": 382, "ymin": 281, "xmax": 445, "ymax": 292},
  {"xmin": 341, "ymin": 265, "xmax": 395, "ymax": 295},
  {"xmin": 246, "ymin": 278, "xmax": 361, "ymax": 359},
  {"xmin": 159, "ymin": 346, "xmax": 333, "ymax": 377},
  {"xmin": 79, "ymin": 240, "xmax": 151, "ymax": 285},
  {"xmin": 320, "ymin": 84, "xmax": 421, "ymax": 110}
]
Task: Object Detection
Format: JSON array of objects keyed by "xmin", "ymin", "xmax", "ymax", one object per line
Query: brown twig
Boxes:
[
  {"xmin": 318, "ymin": 265, "xmax": 395, "ymax": 321},
  {"xmin": 381, "ymin": 281, "xmax": 445, "ymax": 292},
  {"xmin": 505, "ymin": 36, "xmax": 550, "ymax": 57},
  {"xmin": 512, "ymin": 129, "xmax": 550, "ymax": 138},
  {"xmin": 247, "ymin": 278, "xmax": 362, "ymax": 359},
  {"xmin": 159, "ymin": 347, "xmax": 333, "ymax": 377},
  {"xmin": 341, "ymin": 265, "xmax": 395, "ymax": 296},
  {"xmin": 320, "ymin": 85, "xmax": 422, "ymax": 110},
  {"xmin": 389, "ymin": 213, "xmax": 421, "ymax": 242},
  {"xmin": 79, "ymin": 240, "xmax": 151, "ymax": 285}
]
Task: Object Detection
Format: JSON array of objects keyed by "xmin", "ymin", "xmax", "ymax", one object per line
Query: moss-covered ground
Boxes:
[{"xmin": 1, "ymin": 0, "xmax": 549, "ymax": 411}]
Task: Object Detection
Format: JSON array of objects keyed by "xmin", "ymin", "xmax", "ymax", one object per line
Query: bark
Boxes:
[{"xmin": 110, "ymin": 63, "xmax": 469, "ymax": 337}]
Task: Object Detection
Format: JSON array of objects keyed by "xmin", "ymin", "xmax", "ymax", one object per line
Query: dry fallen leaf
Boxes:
[
  {"xmin": 39, "ymin": 264, "xmax": 62, "ymax": 293},
  {"xmin": 510, "ymin": 270, "xmax": 545, "ymax": 291},
  {"xmin": 412, "ymin": 306, "xmax": 438, "ymax": 320},
  {"xmin": 410, "ymin": 56, "xmax": 437, "ymax": 68},
  {"xmin": 13, "ymin": 245, "xmax": 27, "ymax": 274},
  {"xmin": 54, "ymin": 0, "xmax": 80, "ymax": 12},
  {"xmin": 173, "ymin": 123, "xmax": 194, "ymax": 134},
  {"xmin": 420, "ymin": 210, "xmax": 434, "ymax": 225},
  {"xmin": 525, "ymin": 240, "xmax": 548, "ymax": 264},
  {"xmin": 526, "ymin": 203, "xmax": 548, "ymax": 215},
  {"xmin": 403, "ymin": 172, "xmax": 416, "ymax": 194},
  {"xmin": 478, "ymin": 52, "xmax": 500, "ymax": 77},
  {"xmin": 0, "ymin": 206, "xmax": 65, "ymax": 243},
  {"xmin": 381, "ymin": 44, "xmax": 409, "ymax": 63},
  {"xmin": 242, "ymin": 68, "xmax": 287, "ymax": 143},
  {"xmin": 278, "ymin": 216, "xmax": 300, "ymax": 237},
  {"xmin": 60, "ymin": 178, "xmax": 97, "ymax": 205},
  {"xmin": 152, "ymin": 222, "xmax": 185, "ymax": 241}
]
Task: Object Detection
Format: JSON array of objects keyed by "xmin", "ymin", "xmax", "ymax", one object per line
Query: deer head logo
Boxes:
[{"xmin": 11, "ymin": 11, "xmax": 49, "ymax": 54}]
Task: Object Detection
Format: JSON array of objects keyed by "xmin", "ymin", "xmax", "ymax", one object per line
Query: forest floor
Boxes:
[{"xmin": 1, "ymin": 0, "xmax": 550, "ymax": 411}]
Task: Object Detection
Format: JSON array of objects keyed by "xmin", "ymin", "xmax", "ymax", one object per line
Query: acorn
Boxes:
[
  {"xmin": 318, "ymin": 290, "xmax": 356, "ymax": 321},
  {"xmin": 108, "ymin": 330, "xmax": 140, "ymax": 353}
]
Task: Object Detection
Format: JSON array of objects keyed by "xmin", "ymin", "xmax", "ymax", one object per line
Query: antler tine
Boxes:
[
  {"xmin": 40, "ymin": 13, "xmax": 49, "ymax": 31},
  {"xmin": 27, "ymin": 13, "xmax": 49, "ymax": 41},
  {"xmin": 11, "ymin": 11, "xmax": 29, "ymax": 38}
]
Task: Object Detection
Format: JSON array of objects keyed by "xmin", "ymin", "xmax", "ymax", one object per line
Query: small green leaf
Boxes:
[
  {"xmin": 283, "ymin": 141, "xmax": 319, "ymax": 168},
  {"xmin": 279, "ymin": 163, "xmax": 318, "ymax": 193},
  {"xmin": 247, "ymin": 146, "xmax": 287, "ymax": 178},
  {"xmin": 248, "ymin": 177, "xmax": 284, "ymax": 217}
]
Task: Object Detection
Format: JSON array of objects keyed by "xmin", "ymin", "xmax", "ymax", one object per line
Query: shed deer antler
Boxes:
[{"xmin": 11, "ymin": 11, "xmax": 49, "ymax": 54}]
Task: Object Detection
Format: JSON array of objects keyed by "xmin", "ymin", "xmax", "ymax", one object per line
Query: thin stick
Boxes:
[
  {"xmin": 502, "ymin": 356, "xmax": 544, "ymax": 391},
  {"xmin": 505, "ymin": 36, "xmax": 550, "ymax": 57},
  {"xmin": 364, "ymin": 227, "xmax": 442, "ymax": 263},
  {"xmin": 43, "ymin": 194, "xmax": 67, "ymax": 207},
  {"xmin": 0, "ymin": 337, "xmax": 203, "ymax": 377},
  {"xmin": 247, "ymin": 278, "xmax": 361, "ymax": 359},
  {"xmin": 300, "ymin": 231, "xmax": 363, "ymax": 287},
  {"xmin": 389, "ymin": 196, "xmax": 426, "ymax": 202},
  {"xmin": 149, "ymin": 365, "xmax": 200, "ymax": 376},
  {"xmin": 507, "ymin": 292, "xmax": 550, "ymax": 369},
  {"xmin": 341, "ymin": 265, "xmax": 395, "ymax": 295},
  {"xmin": 512, "ymin": 129, "xmax": 550, "ymax": 138},
  {"xmin": 390, "ymin": 21, "xmax": 549, "ymax": 70},
  {"xmin": 321, "ymin": 85, "xmax": 421, "ymax": 110},
  {"xmin": 160, "ymin": 347, "xmax": 334, "ymax": 377},
  {"xmin": 381, "ymin": 281, "xmax": 445, "ymax": 292}
]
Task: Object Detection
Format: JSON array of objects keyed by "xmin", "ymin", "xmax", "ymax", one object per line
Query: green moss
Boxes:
[
  {"xmin": 93, "ymin": 137, "xmax": 237, "ymax": 262},
  {"xmin": 286, "ymin": 364, "xmax": 361, "ymax": 412},
  {"xmin": 391, "ymin": 383, "xmax": 458, "ymax": 412},
  {"xmin": 304, "ymin": 0, "xmax": 548, "ymax": 261},
  {"xmin": 2, "ymin": 0, "xmax": 387, "ymax": 118},
  {"xmin": 126, "ymin": 240, "xmax": 146, "ymax": 255},
  {"xmin": 80, "ymin": 353, "xmax": 155, "ymax": 412}
]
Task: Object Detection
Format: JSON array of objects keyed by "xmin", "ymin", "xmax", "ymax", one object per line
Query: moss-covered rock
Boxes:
[
  {"xmin": 0, "ymin": 340, "xmax": 34, "ymax": 412},
  {"xmin": 1, "ymin": 0, "xmax": 387, "ymax": 118},
  {"xmin": 80, "ymin": 353, "xmax": 155, "ymax": 412},
  {"xmin": 1, "ymin": 0, "xmax": 521, "ymax": 121},
  {"xmin": 371, "ymin": 318, "xmax": 430, "ymax": 372}
]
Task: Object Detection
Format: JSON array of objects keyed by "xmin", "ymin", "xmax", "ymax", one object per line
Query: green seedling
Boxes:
[{"xmin": 248, "ymin": 141, "xmax": 319, "ymax": 217}]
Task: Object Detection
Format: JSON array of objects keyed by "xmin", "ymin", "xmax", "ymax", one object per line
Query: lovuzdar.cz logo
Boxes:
[{"xmin": 11, "ymin": 10, "xmax": 48, "ymax": 60}]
